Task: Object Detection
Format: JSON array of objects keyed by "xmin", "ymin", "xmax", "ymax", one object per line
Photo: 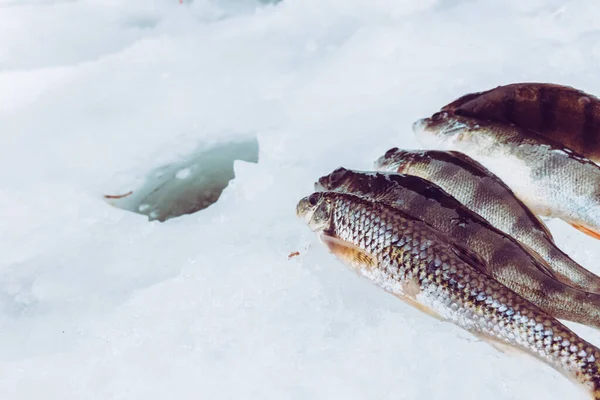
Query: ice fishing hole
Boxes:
[{"xmin": 106, "ymin": 138, "xmax": 259, "ymax": 221}]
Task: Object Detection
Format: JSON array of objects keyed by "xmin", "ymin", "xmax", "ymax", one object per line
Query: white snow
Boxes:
[
  {"xmin": 2, "ymin": 0, "xmax": 600, "ymax": 399},
  {"xmin": 176, "ymin": 168, "xmax": 191, "ymax": 180}
]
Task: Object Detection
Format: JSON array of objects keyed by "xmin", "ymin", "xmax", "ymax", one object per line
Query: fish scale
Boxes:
[
  {"xmin": 376, "ymin": 148, "xmax": 600, "ymax": 294},
  {"xmin": 413, "ymin": 112, "xmax": 600, "ymax": 243},
  {"xmin": 297, "ymin": 191, "xmax": 600, "ymax": 398},
  {"xmin": 315, "ymin": 167, "xmax": 600, "ymax": 330}
]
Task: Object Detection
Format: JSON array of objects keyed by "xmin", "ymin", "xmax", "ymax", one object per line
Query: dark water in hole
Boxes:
[{"xmin": 107, "ymin": 138, "xmax": 259, "ymax": 221}]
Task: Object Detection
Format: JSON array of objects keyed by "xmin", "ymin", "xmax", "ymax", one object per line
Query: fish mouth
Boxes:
[
  {"xmin": 374, "ymin": 148, "xmax": 422, "ymax": 173},
  {"xmin": 375, "ymin": 159, "xmax": 403, "ymax": 172},
  {"xmin": 296, "ymin": 196, "xmax": 318, "ymax": 230},
  {"xmin": 314, "ymin": 167, "xmax": 349, "ymax": 192},
  {"xmin": 439, "ymin": 118, "xmax": 469, "ymax": 136},
  {"xmin": 413, "ymin": 117, "xmax": 444, "ymax": 147},
  {"xmin": 296, "ymin": 196, "xmax": 312, "ymax": 218},
  {"xmin": 374, "ymin": 147, "xmax": 403, "ymax": 171},
  {"xmin": 413, "ymin": 114, "xmax": 468, "ymax": 143},
  {"xmin": 412, "ymin": 118, "xmax": 429, "ymax": 134},
  {"xmin": 373, "ymin": 156, "xmax": 392, "ymax": 171}
]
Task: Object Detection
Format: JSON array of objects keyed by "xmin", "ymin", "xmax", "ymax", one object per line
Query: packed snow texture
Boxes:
[{"xmin": 3, "ymin": 0, "xmax": 600, "ymax": 399}]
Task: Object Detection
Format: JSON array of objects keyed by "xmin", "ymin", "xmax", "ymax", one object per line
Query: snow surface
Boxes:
[{"xmin": 3, "ymin": 0, "xmax": 600, "ymax": 399}]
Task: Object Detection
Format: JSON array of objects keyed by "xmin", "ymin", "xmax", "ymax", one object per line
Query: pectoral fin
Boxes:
[
  {"xmin": 322, "ymin": 236, "xmax": 445, "ymax": 322},
  {"xmin": 400, "ymin": 295, "xmax": 444, "ymax": 321},
  {"xmin": 570, "ymin": 223, "xmax": 600, "ymax": 240},
  {"xmin": 320, "ymin": 233, "xmax": 376, "ymax": 270}
]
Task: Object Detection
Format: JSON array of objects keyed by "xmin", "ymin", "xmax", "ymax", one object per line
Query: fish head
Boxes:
[
  {"xmin": 314, "ymin": 167, "xmax": 352, "ymax": 192},
  {"xmin": 412, "ymin": 111, "xmax": 475, "ymax": 150},
  {"xmin": 374, "ymin": 147, "xmax": 404, "ymax": 171},
  {"xmin": 374, "ymin": 147, "xmax": 422, "ymax": 173},
  {"xmin": 316, "ymin": 168, "xmax": 401, "ymax": 200},
  {"xmin": 296, "ymin": 192, "xmax": 333, "ymax": 232},
  {"xmin": 315, "ymin": 167, "xmax": 380, "ymax": 194}
]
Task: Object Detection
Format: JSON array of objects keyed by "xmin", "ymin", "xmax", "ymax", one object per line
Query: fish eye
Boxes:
[
  {"xmin": 329, "ymin": 167, "xmax": 348, "ymax": 184},
  {"xmin": 308, "ymin": 193, "xmax": 321, "ymax": 206},
  {"xmin": 431, "ymin": 112, "xmax": 447, "ymax": 121}
]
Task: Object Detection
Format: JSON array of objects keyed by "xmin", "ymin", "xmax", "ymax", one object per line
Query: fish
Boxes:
[
  {"xmin": 412, "ymin": 112, "xmax": 600, "ymax": 242},
  {"xmin": 441, "ymin": 83, "xmax": 600, "ymax": 163},
  {"xmin": 374, "ymin": 148, "xmax": 600, "ymax": 294},
  {"xmin": 315, "ymin": 167, "xmax": 600, "ymax": 328},
  {"xmin": 297, "ymin": 191, "xmax": 600, "ymax": 399}
]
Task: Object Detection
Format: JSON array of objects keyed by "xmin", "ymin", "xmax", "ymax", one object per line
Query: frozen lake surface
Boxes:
[{"xmin": 2, "ymin": 0, "xmax": 600, "ymax": 399}]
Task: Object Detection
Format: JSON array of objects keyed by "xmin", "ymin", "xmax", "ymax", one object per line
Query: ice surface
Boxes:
[{"xmin": 2, "ymin": 0, "xmax": 600, "ymax": 399}]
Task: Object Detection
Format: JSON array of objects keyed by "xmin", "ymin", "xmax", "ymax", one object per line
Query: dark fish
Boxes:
[
  {"xmin": 297, "ymin": 191, "xmax": 600, "ymax": 399},
  {"xmin": 315, "ymin": 167, "xmax": 600, "ymax": 328},
  {"xmin": 375, "ymin": 148, "xmax": 600, "ymax": 294},
  {"xmin": 441, "ymin": 83, "xmax": 600, "ymax": 163},
  {"xmin": 413, "ymin": 112, "xmax": 600, "ymax": 243}
]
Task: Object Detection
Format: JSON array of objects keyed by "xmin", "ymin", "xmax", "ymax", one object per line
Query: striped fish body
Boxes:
[
  {"xmin": 297, "ymin": 191, "xmax": 600, "ymax": 399},
  {"xmin": 441, "ymin": 83, "xmax": 600, "ymax": 163},
  {"xmin": 374, "ymin": 148, "xmax": 600, "ymax": 294},
  {"xmin": 413, "ymin": 113, "xmax": 600, "ymax": 242},
  {"xmin": 315, "ymin": 168, "xmax": 600, "ymax": 328}
]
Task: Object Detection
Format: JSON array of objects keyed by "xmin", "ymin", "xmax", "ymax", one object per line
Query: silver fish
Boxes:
[
  {"xmin": 315, "ymin": 168, "xmax": 600, "ymax": 328},
  {"xmin": 440, "ymin": 82, "xmax": 600, "ymax": 164},
  {"xmin": 375, "ymin": 148, "xmax": 600, "ymax": 294},
  {"xmin": 413, "ymin": 112, "xmax": 600, "ymax": 242},
  {"xmin": 297, "ymin": 191, "xmax": 600, "ymax": 399}
]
